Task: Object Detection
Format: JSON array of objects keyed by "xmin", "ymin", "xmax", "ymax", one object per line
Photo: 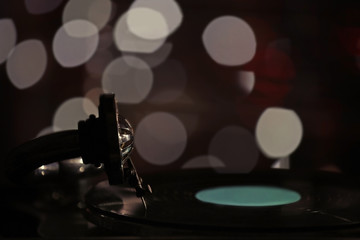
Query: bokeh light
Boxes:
[
  {"xmin": 126, "ymin": 7, "xmax": 169, "ymax": 40},
  {"xmin": 60, "ymin": 158, "xmax": 95, "ymax": 175},
  {"xmin": 255, "ymin": 108, "xmax": 303, "ymax": 158},
  {"xmin": 129, "ymin": 0, "xmax": 183, "ymax": 37},
  {"xmin": 62, "ymin": 0, "xmax": 111, "ymax": 33},
  {"xmin": 237, "ymin": 71, "xmax": 255, "ymax": 96},
  {"xmin": 124, "ymin": 42, "xmax": 172, "ymax": 68},
  {"xmin": 62, "ymin": 19, "xmax": 98, "ymax": 38},
  {"xmin": 6, "ymin": 39, "xmax": 47, "ymax": 89},
  {"xmin": 202, "ymin": 16, "xmax": 256, "ymax": 66},
  {"xmin": 53, "ymin": 20, "xmax": 99, "ymax": 67},
  {"xmin": 135, "ymin": 112, "xmax": 187, "ymax": 165},
  {"xmin": 102, "ymin": 56, "xmax": 153, "ymax": 104},
  {"xmin": 0, "ymin": 19, "xmax": 16, "ymax": 64},
  {"xmin": 272, "ymin": 157, "xmax": 290, "ymax": 169},
  {"xmin": 34, "ymin": 163, "xmax": 59, "ymax": 177},
  {"xmin": 146, "ymin": 59, "xmax": 187, "ymax": 104},
  {"xmin": 209, "ymin": 126, "xmax": 259, "ymax": 173},
  {"xmin": 53, "ymin": 97, "xmax": 97, "ymax": 131},
  {"xmin": 113, "ymin": 12, "xmax": 166, "ymax": 53},
  {"xmin": 182, "ymin": 155, "xmax": 225, "ymax": 169},
  {"xmin": 25, "ymin": 0, "xmax": 63, "ymax": 15}
]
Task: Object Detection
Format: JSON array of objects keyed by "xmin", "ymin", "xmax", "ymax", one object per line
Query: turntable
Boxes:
[{"xmin": 5, "ymin": 94, "xmax": 360, "ymax": 239}]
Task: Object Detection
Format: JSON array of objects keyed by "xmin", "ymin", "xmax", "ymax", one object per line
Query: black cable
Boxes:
[{"xmin": 5, "ymin": 130, "xmax": 80, "ymax": 182}]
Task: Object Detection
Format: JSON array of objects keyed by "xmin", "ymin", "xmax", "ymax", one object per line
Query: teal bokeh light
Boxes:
[{"xmin": 195, "ymin": 186, "xmax": 301, "ymax": 207}]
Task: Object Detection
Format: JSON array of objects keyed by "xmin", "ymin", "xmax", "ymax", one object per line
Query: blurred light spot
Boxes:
[
  {"xmin": 135, "ymin": 112, "xmax": 187, "ymax": 165},
  {"xmin": 63, "ymin": 19, "xmax": 98, "ymax": 38},
  {"xmin": 85, "ymin": 88, "xmax": 104, "ymax": 106},
  {"xmin": 34, "ymin": 163, "xmax": 59, "ymax": 177},
  {"xmin": 130, "ymin": 0, "xmax": 182, "ymax": 37},
  {"xmin": 121, "ymin": 55, "xmax": 150, "ymax": 70},
  {"xmin": 25, "ymin": 0, "xmax": 63, "ymax": 15},
  {"xmin": 0, "ymin": 19, "xmax": 16, "ymax": 64},
  {"xmin": 202, "ymin": 16, "xmax": 256, "ymax": 66},
  {"xmin": 124, "ymin": 42, "xmax": 172, "ymax": 68},
  {"xmin": 6, "ymin": 39, "xmax": 47, "ymax": 89},
  {"xmin": 126, "ymin": 8, "xmax": 168, "ymax": 40},
  {"xmin": 113, "ymin": 12, "xmax": 165, "ymax": 53},
  {"xmin": 102, "ymin": 56, "xmax": 153, "ymax": 104},
  {"xmin": 64, "ymin": 158, "xmax": 83, "ymax": 164},
  {"xmin": 87, "ymin": 0, "xmax": 111, "ymax": 30},
  {"xmin": 53, "ymin": 20, "xmax": 99, "ymax": 67},
  {"xmin": 271, "ymin": 157, "xmax": 290, "ymax": 169},
  {"xmin": 255, "ymin": 108, "xmax": 303, "ymax": 158},
  {"xmin": 60, "ymin": 158, "xmax": 94, "ymax": 175},
  {"xmin": 147, "ymin": 59, "xmax": 187, "ymax": 104},
  {"xmin": 209, "ymin": 126, "xmax": 258, "ymax": 173},
  {"xmin": 182, "ymin": 155, "xmax": 225, "ymax": 169},
  {"xmin": 63, "ymin": 0, "xmax": 111, "ymax": 33},
  {"xmin": 237, "ymin": 71, "xmax": 255, "ymax": 96},
  {"xmin": 36, "ymin": 126, "xmax": 54, "ymax": 137},
  {"xmin": 53, "ymin": 97, "xmax": 97, "ymax": 131}
]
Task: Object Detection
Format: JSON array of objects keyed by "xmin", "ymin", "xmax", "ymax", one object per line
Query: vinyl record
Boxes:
[{"xmin": 83, "ymin": 169, "xmax": 360, "ymax": 235}]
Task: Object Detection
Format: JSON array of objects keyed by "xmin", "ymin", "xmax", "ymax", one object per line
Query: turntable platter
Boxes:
[{"xmin": 83, "ymin": 169, "xmax": 360, "ymax": 235}]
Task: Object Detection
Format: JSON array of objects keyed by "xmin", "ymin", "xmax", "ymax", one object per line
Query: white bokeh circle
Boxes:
[
  {"xmin": 53, "ymin": 97, "xmax": 97, "ymax": 131},
  {"xmin": 202, "ymin": 16, "xmax": 256, "ymax": 66},
  {"xmin": 0, "ymin": 19, "xmax": 16, "ymax": 64},
  {"xmin": 62, "ymin": 0, "xmax": 111, "ymax": 33},
  {"xmin": 126, "ymin": 7, "xmax": 169, "ymax": 40},
  {"xmin": 129, "ymin": 0, "xmax": 183, "ymax": 37},
  {"xmin": 135, "ymin": 112, "xmax": 187, "ymax": 165},
  {"xmin": 6, "ymin": 39, "xmax": 47, "ymax": 89},
  {"xmin": 113, "ymin": 12, "xmax": 165, "ymax": 53},
  {"xmin": 124, "ymin": 42, "xmax": 172, "ymax": 68},
  {"xmin": 53, "ymin": 20, "xmax": 99, "ymax": 67},
  {"xmin": 255, "ymin": 108, "xmax": 303, "ymax": 158},
  {"xmin": 102, "ymin": 56, "xmax": 153, "ymax": 104}
]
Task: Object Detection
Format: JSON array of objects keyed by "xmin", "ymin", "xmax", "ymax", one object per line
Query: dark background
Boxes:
[{"xmin": 1, "ymin": 0, "xmax": 360, "ymax": 175}]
